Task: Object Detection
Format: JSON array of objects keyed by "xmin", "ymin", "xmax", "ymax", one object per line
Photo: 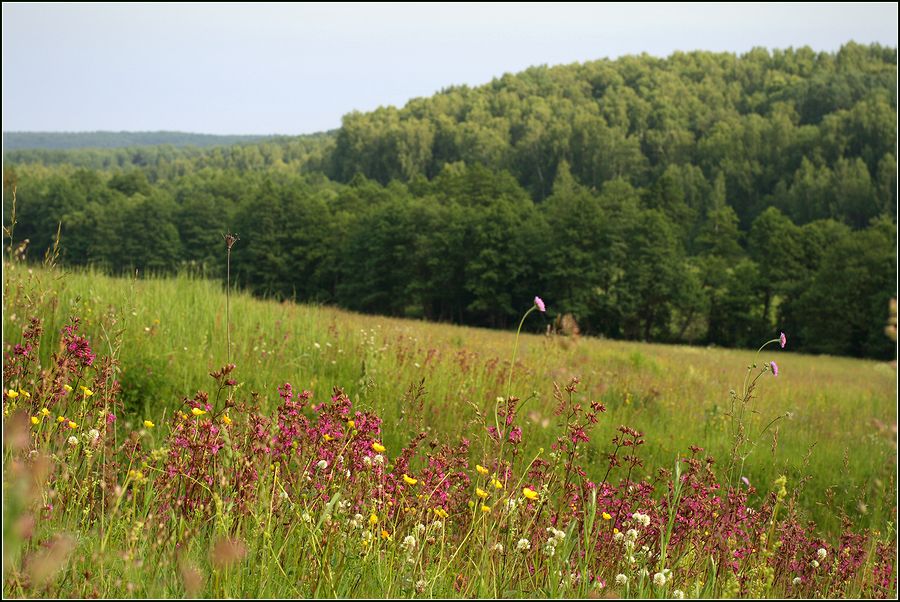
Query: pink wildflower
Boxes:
[
  {"xmin": 534, "ymin": 296, "xmax": 546, "ymax": 312},
  {"xmin": 780, "ymin": 332, "xmax": 787, "ymax": 348},
  {"xmin": 770, "ymin": 361, "xmax": 779, "ymax": 377}
]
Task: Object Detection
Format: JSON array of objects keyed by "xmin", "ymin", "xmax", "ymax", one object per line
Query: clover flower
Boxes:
[{"xmin": 615, "ymin": 574, "xmax": 627, "ymax": 586}]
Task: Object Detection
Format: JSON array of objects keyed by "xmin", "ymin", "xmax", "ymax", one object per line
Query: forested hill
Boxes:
[
  {"xmin": 3, "ymin": 131, "xmax": 278, "ymax": 151},
  {"xmin": 3, "ymin": 43, "xmax": 897, "ymax": 359}
]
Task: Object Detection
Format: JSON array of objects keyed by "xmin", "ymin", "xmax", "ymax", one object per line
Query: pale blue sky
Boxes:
[{"xmin": 2, "ymin": 2, "xmax": 897, "ymax": 135}]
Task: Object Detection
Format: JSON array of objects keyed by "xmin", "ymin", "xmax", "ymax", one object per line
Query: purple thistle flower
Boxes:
[
  {"xmin": 770, "ymin": 361, "xmax": 779, "ymax": 377},
  {"xmin": 779, "ymin": 332, "xmax": 787, "ymax": 349},
  {"xmin": 534, "ymin": 296, "xmax": 546, "ymax": 312}
]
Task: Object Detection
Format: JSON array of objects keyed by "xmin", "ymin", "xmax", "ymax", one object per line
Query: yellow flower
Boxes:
[
  {"xmin": 522, "ymin": 487, "xmax": 538, "ymax": 501},
  {"xmin": 369, "ymin": 513, "xmax": 378, "ymax": 526},
  {"xmin": 476, "ymin": 464, "xmax": 489, "ymax": 476},
  {"xmin": 481, "ymin": 504, "xmax": 491, "ymax": 513},
  {"xmin": 63, "ymin": 384, "xmax": 73, "ymax": 393},
  {"xmin": 191, "ymin": 408, "xmax": 206, "ymax": 417},
  {"xmin": 80, "ymin": 386, "xmax": 94, "ymax": 397},
  {"xmin": 222, "ymin": 415, "xmax": 232, "ymax": 426},
  {"xmin": 613, "ymin": 528, "xmax": 620, "ymax": 535},
  {"xmin": 6, "ymin": 390, "xmax": 18, "ymax": 399},
  {"xmin": 476, "ymin": 487, "xmax": 488, "ymax": 499},
  {"xmin": 323, "ymin": 434, "xmax": 335, "ymax": 442},
  {"xmin": 381, "ymin": 529, "xmax": 391, "ymax": 540},
  {"xmin": 490, "ymin": 478, "xmax": 503, "ymax": 490},
  {"xmin": 372, "ymin": 442, "xmax": 386, "ymax": 453},
  {"xmin": 68, "ymin": 421, "xmax": 78, "ymax": 429},
  {"xmin": 602, "ymin": 512, "xmax": 612, "ymax": 521},
  {"xmin": 31, "ymin": 416, "xmax": 40, "ymax": 425},
  {"xmin": 40, "ymin": 408, "xmax": 50, "ymax": 417},
  {"xmin": 18, "ymin": 389, "xmax": 31, "ymax": 398},
  {"xmin": 57, "ymin": 416, "xmax": 66, "ymax": 423},
  {"xmin": 347, "ymin": 419, "xmax": 355, "ymax": 429},
  {"xmin": 403, "ymin": 474, "xmax": 418, "ymax": 486},
  {"xmin": 434, "ymin": 508, "xmax": 449, "ymax": 519},
  {"xmin": 144, "ymin": 420, "xmax": 155, "ymax": 429}
]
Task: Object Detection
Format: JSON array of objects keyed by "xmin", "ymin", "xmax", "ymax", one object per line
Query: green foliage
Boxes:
[{"xmin": 2, "ymin": 43, "xmax": 897, "ymax": 358}]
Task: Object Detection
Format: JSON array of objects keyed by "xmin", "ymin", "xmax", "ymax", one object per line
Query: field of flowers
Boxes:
[{"xmin": 2, "ymin": 260, "xmax": 897, "ymax": 598}]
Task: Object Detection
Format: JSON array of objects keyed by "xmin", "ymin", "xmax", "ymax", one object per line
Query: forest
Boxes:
[{"xmin": 3, "ymin": 42, "xmax": 897, "ymax": 359}]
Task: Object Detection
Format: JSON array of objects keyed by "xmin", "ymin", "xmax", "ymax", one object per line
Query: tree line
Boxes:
[{"xmin": 3, "ymin": 43, "xmax": 897, "ymax": 359}]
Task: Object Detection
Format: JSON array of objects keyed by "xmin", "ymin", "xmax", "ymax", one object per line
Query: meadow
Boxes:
[{"xmin": 2, "ymin": 259, "xmax": 897, "ymax": 598}]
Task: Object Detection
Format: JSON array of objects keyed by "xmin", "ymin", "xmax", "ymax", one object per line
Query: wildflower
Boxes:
[
  {"xmin": 373, "ymin": 454, "xmax": 384, "ymax": 465},
  {"xmin": 492, "ymin": 543, "xmax": 504, "ymax": 553},
  {"xmin": 18, "ymin": 389, "xmax": 30, "ymax": 398},
  {"xmin": 602, "ymin": 512, "xmax": 612, "ymax": 520},
  {"xmin": 480, "ymin": 504, "xmax": 491, "ymax": 513},
  {"xmin": 403, "ymin": 474, "xmax": 418, "ymax": 486},
  {"xmin": 347, "ymin": 419, "xmax": 355, "ymax": 429},
  {"xmin": 522, "ymin": 487, "xmax": 538, "ymax": 500},
  {"xmin": 615, "ymin": 574, "xmax": 627, "ymax": 586},
  {"xmin": 490, "ymin": 477, "xmax": 503, "ymax": 489},
  {"xmin": 144, "ymin": 420, "xmax": 155, "ymax": 429},
  {"xmin": 301, "ymin": 512, "xmax": 312, "ymax": 523},
  {"xmin": 63, "ymin": 384, "xmax": 73, "ymax": 393},
  {"xmin": 817, "ymin": 548, "xmax": 827, "ymax": 561},
  {"xmin": 415, "ymin": 580, "xmax": 426, "ymax": 594},
  {"xmin": 222, "ymin": 415, "xmax": 232, "ymax": 425},
  {"xmin": 433, "ymin": 508, "xmax": 448, "ymax": 519},
  {"xmin": 653, "ymin": 572, "xmax": 667, "ymax": 587},
  {"xmin": 67, "ymin": 436, "xmax": 79, "ymax": 447},
  {"xmin": 534, "ymin": 296, "xmax": 546, "ymax": 312},
  {"xmin": 476, "ymin": 487, "xmax": 488, "ymax": 499},
  {"xmin": 6, "ymin": 390, "xmax": 18, "ymax": 399},
  {"xmin": 68, "ymin": 421, "xmax": 78, "ymax": 429},
  {"xmin": 811, "ymin": 560, "xmax": 819, "ymax": 569},
  {"xmin": 475, "ymin": 464, "xmax": 489, "ymax": 476},
  {"xmin": 380, "ymin": 529, "xmax": 391, "ymax": 540},
  {"xmin": 31, "ymin": 416, "xmax": 40, "ymax": 425},
  {"xmin": 191, "ymin": 408, "xmax": 206, "ymax": 417},
  {"xmin": 87, "ymin": 429, "xmax": 100, "ymax": 443},
  {"xmin": 57, "ymin": 416, "xmax": 66, "ymax": 423},
  {"xmin": 317, "ymin": 460, "xmax": 329, "ymax": 470},
  {"xmin": 741, "ymin": 476, "xmax": 751, "ymax": 487},
  {"xmin": 626, "ymin": 528, "xmax": 638, "ymax": 540},
  {"xmin": 792, "ymin": 577, "xmax": 802, "ymax": 586},
  {"xmin": 369, "ymin": 513, "xmax": 378, "ymax": 526},
  {"xmin": 770, "ymin": 361, "xmax": 779, "ymax": 376},
  {"xmin": 372, "ymin": 442, "xmax": 386, "ymax": 453},
  {"xmin": 673, "ymin": 589, "xmax": 684, "ymax": 599},
  {"xmin": 40, "ymin": 408, "xmax": 50, "ymax": 417},
  {"xmin": 323, "ymin": 433, "xmax": 335, "ymax": 442},
  {"xmin": 80, "ymin": 386, "xmax": 94, "ymax": 397},
  {"xmin": 516, "ymin": 538, "xmax": 531, "ymax": 551},
  {"xmin": 780, "ymin": 332, "xmax": 787, "ymax": 348},
  {"xmin": 402, "ymin": 535, "xmax": 416, "ymax": 550}
]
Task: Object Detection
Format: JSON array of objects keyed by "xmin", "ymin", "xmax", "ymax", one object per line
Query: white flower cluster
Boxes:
[
  {"xmin": 402, "ymin": 535, "xmax": 417, "ymax": 551},
  {"xmin": 673, "ymin": 588, "xmax": 684, "ymax": 598},
  {"xmin": 653, "ymin": 572, "xmax": 667, "ymax": 587},
  {"xmin": 615, "ymin": 573, "xmax": 628, "ymax": 586},
  {"xmin": 817, "ymin": 547, "xmax": 827, "ymax": 561},
  {"xmin": 316, "ymin": 459, "xmax": 328, "ymax": 470},
  {"xmin": 516, "ymin": 538, "xmax": 531, "ymax": 552},
  {"xmin": 491, "ymin": 542, "xmax": 504, "ymax": 554},
  {"xmin": 543, "ymin": 527, "xmax": 567, "ymax": 557},
  {"xmin": 631, "ymin": 511, "xmax": 651, "ymax": 527}
]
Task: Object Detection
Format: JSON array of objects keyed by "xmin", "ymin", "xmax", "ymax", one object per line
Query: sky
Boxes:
[{"xmin": 2, "ymin": 2, "xmax": 897, "ymax": 135}]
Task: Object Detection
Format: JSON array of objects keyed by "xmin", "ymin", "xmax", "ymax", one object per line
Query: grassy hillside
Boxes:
[{"xmin": 4, "ymin": 261, "xmax": 895, "ymax": 537}]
